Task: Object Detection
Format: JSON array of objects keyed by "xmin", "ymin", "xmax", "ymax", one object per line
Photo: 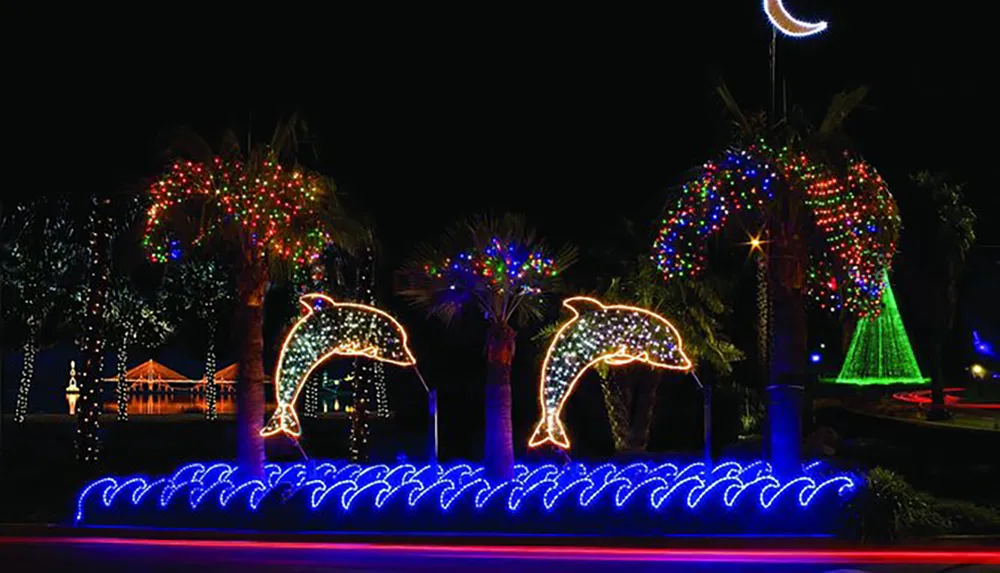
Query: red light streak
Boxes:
[{"xmin": 1, "ymin": 537, "xmax": 997, "ymax": 564}]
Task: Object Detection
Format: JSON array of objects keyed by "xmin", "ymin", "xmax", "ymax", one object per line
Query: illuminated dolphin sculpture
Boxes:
[
  {"xmin": 262, "ymin": 293, "xmax": 416, "ymax": 438},
  {"xmin": 529, "ymin": 297, "xmax": 692, "ymax": 449}
]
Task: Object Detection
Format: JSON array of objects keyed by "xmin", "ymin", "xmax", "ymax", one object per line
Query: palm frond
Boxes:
[{"xmin": 398, "ymin": 212, "xmax": 576, "ymax": 328}]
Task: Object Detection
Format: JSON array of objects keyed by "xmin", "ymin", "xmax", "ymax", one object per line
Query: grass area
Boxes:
[{"xmin": 814, "ymin": 404, "xmax": 1000, "ymax": 507}]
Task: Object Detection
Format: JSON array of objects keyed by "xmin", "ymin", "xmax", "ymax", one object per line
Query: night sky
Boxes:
[{"xmin": 10, "ymin": 1, "xmax": 996, "ymax": 458}]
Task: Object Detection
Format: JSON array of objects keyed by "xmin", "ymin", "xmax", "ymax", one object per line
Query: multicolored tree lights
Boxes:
[
  {"xmin": 144, "ymin": 157, "xmax": 333, "ymax": 271},
  {"xmin": 653, "ymin": 142, "xmax": 899, "ymax": 318},
  {"xmin": 143, "ymin": 120, "xmax": 357, "ymax": 475},
  {"xmin": 827, "ymin": 275, "xmax": 928, "ymax": 386},
  {"xmin": 423, "ymin": 237, "xmax": 560, "ymax": 304}
]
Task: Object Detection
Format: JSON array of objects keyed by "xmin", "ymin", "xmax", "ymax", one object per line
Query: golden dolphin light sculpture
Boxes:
[
  {"xmin": 261, "ymin": 294, "xmax": 416, "ymax": 438},
  {"xmin": 529, "ymin": 297, "xmax": 692, "ymax": 450}
]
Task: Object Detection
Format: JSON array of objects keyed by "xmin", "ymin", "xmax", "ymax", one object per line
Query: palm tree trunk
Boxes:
[
  {"xmin": 485, "ymin": 323, "xmax": 516, "ymax": 480},
  {"xmin": 14, "ymin": 319, "xmax": 39, "ymax": 424},
  {"xmin": 205, "ymin": 316, "xmax": 217, "ymax": 421},
  {"xmin": 928, "ymin": 279, "xmax": 956, "ymax": 420},
  {"xmin": 77, "ymin": 196, "xmax": 112, "ymax": 467},
  {"xmin": 627, "ymin": 374, "xmax": 661, "ymax": 452},
  {"xmin": 769, "ymin": 239, "xmax": 807, "ymax": 388},
  {"xmin": 236, "ymin": 261, "xmax": 266, "ymax": 478},
  {"xmin": 599, "ymin": 374, "xmax": 629, "ymax": 452},
  {"xmin": 116, "ymin": 330, "xmax": 130, "ymax": 422},
  {"xmin": 349, "ymin": 359, "xmax": 371, "ymax": 463}
]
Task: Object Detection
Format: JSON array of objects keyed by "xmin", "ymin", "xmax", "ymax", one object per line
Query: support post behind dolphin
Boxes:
[
  {"xmin": 529, "ymin": 297, "xmax": 692, "ymax": 450},
  {"xmin": 261, "ymin": 294, "xmax": 416, "ymax": 439}
]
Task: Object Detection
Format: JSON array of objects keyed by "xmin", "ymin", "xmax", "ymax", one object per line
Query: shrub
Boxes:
[{"xmin": 854, "ymin": 467, "xmax": 948, "ymax": 541}]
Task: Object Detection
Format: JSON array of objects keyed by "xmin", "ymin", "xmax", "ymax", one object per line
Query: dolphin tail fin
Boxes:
[
  {"xmin": 260, "ymin": 403, "xmax": 301, "ymax": 438},
  {"xmin": 528, "ymin": 416, "xmax": 570, "ymax": 449}
]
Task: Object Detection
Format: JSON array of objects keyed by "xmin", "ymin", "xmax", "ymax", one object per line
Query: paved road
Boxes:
[{"xmin": 1, "ymin": 537, "xmax": 997, "ymax": 572}]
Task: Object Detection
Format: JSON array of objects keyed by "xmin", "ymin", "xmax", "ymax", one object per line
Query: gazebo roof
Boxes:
[
  {"xmin": 202, "ymin": 363, "xmax": 272, "ymax": 382},
  {"xmin": 213, "ymin": 363, "xmax": 238, "ymax": 382},
  {"xmin": 105, "ymin": 359, "xmax": 191, "ymax": 382}
]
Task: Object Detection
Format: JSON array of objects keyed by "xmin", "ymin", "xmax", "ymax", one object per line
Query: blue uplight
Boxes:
[
  {"xmin": 810, "ymin": 353, "xmax": 822, "ymax": 364},
  {"xmin": 973, "ymin": 331, "xmax": 995, "ymax": 358}
]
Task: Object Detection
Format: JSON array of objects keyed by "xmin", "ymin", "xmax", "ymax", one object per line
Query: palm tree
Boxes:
[
  {"xmin": 906, "ymin": 172, "xmax": 976, "ymax": 419},
  {"xmin": 104, "ymin": 277, "xmax": 173, "ymax": 421},
  {"xmin": 143, "ymin": 116, "xmax": 363, "ymax": 476},
  {"xmin": 164, "ymin": 260, "xmax": 233, "ymax": 420},
  {"xmin": 399, "ymin": 213, "xmax": 577, "ymax": 479},
  {"xmin": 1, "ymin": 200, "xmax": 83, "ymax": 423},
  {"xmin": 653, "ymin": 85, "xmax": 900, "ymax": 394},
  {"xmin": 604, "ymin": 260, "xmax": 742, "ymax": 451}
]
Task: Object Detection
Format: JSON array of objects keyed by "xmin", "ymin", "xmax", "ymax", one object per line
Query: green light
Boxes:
[{"xmin": 824, "ymin": 274, "xmax": 929, "ymax": 386}]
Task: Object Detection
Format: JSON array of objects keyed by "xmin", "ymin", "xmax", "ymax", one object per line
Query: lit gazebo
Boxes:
[{"xmin": 104, "ymin": 360, "xmax": 191, "ymax": 394}]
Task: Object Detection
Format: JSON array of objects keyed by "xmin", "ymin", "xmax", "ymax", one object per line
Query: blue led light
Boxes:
[
  {"xmin": 810, "ymin": 353, "xmax": 822, "ymax": 364},
  {"xmin": 973, "ymin": 331, "xmax": 995, "ymax": 358},
  {"xmin": 75, "ymin": 460, "xmax": 858, "ymax": 533}
]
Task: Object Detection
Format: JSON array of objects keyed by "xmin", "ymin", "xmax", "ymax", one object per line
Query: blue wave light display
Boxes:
[{"xmin": 75, "ymin": 460, "xmax": 859, "ymax": 534}]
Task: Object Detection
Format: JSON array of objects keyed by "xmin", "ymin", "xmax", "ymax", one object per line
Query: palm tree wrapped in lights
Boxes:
[
  {"xmin": 400, "ymin": 213, "xmax": 576, "ymax": 479},
  {"xmin": 652, "ymin": 87, "xmax": 901, "ymax": 390},
  {"xmin": 143, "ymin": 117, "xmax": 363, "ymax": 475}
]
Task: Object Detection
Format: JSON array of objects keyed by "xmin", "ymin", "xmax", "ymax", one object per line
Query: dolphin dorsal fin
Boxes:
[{"xmin": 563, "ymin": 297, "xmax": 606, "ymax": 315}]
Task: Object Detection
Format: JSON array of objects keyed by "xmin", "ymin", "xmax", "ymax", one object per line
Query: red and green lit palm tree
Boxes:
[
  {"xmin": 653, "ymin": 88, "xmax": 900, "ymax": 390},
  {"xmin": 399, "ymin": 213, "xmax": 576, "ymax": 479},
  {"xmin": 143, "ymin": 118, "xmax": 361, "ymax": 475}
]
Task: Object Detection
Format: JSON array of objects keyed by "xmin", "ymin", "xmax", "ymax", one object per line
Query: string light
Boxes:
[
  {"xmin": 423, "ymin": 237, "xmax": 558, "ymax": 317},
  {"xmin": 763, "ymin": 0, "xmax": 828, "ymax": 37},
  {"xmin": 75, "ymin": 460, "xmax": 858, "ymax": 532},
  {"xmin": 826, "ymin": 275, "xmax": 928, "ymax": 385},
  {"xmin": 204, "ymin": 315, "xmax": 218, "ymax": 420},
  {"xmin": 77, "ymin": 197, "xmax": 113, "ymax": 465},
  {"xmin": 303, "ymin": 370, "xmax": 320, "ymax": 419},
  {"xmin": 652, "ymin": 142, "xmax": 899, "ymax": 318},
  {"xmin": 13, "ymin": 317, "xmax": 39, "ymax": 424},
  {"xmin": 115, "ymin": 320, "xmax": 131, "ymax": 421},
  {"xmin": 262, "ymin": 294, "xmax": 416, "ymax": 439},
  {"xmin": 529, "ymin": 297, "xmax": 692, "ymax": 450},
  {"xmin": 144, "ymin": 157, "xmax": 333, "ymax": 270}
]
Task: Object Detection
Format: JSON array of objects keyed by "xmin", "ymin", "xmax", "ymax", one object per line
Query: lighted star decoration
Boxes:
[
  {"xmin": 529, "ymin": 297, "xmax": 692, "ymax": 450},
  {"xmin": 261, "ymin": 294, "xmax": 416, "ymax": 438}
]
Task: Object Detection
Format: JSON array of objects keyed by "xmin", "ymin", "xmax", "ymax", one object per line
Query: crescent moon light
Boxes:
[{"xmin": 764, "ymin": 0, "xmax": 828, "ymax": 37}]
